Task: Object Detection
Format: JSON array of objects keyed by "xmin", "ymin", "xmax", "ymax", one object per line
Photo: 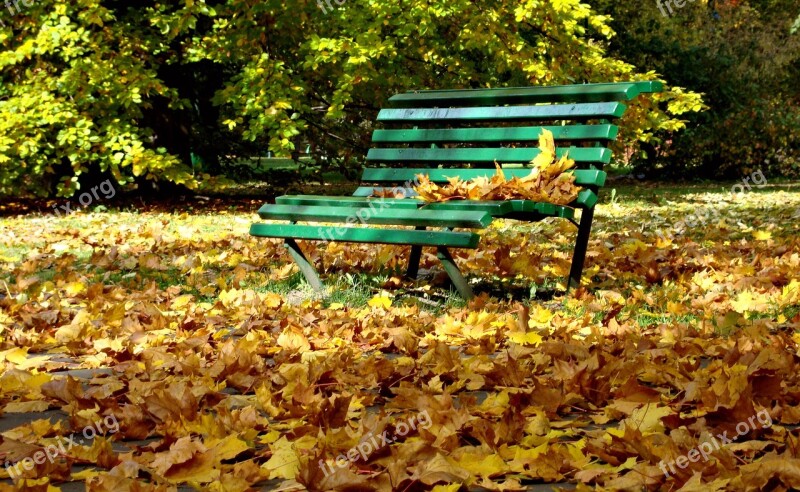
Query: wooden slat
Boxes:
[
  {"xmin": 276, "ymin": 195, "xmax": 420, "ymax": 209},
  {"xmin": 250, "ymin": 224, "xmax": 481, "ymax": 248},
  {"xmin": 422, "ymin": 201, "xmax": 514, "ymax": 215},
  {"xmin": 352, "ymin": 187, "xmax": 416, "ymax": 198},
  {"xmin": 366, "ymin": 147, "xmax": 611, "ymax": 165},
  {"xmin": 427, "ymin": 200, "xmax": 574, "ymax": 219},
  {"xmin": 371, "ymin": 125, "xmax": 618, "ymax": 143},
  {"xmin": 353, "ymin": 186, "xmax": 599, "ymax": 209},
  {"xmin": 257, "ymin": 204, "xmax": 491, "ymax": 228},
  {"xmin": 508, "ymin": 201, "xmax": 575, "ymax": 219},
  {"xmin": 576, "ymin": 189, "xmax": 598, "ymax": 208},
  {"xmin": 377, "ymin": 103, "xmax": 626, "ymax": 123},
  {"xmin": 360, "ymin": 168, "xmax": 607, "ymax": 188},
  {"xmin": 275, "ymin": 195, "xmax": 515, "ymax": 216},
  {"xmin": 388, "ymin": 82, "xmax": 663, "ymax": 107}
]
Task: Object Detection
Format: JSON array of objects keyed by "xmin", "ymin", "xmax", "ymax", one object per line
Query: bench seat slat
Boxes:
[
  {"xmin": 366, "ymin": 147, "xmax": 611, "ymax": 165},
  {"xmin": 275, "ymin": 195, "xmax": 515, "ymax": 215},
  {"xmin": 371, "ymin": 125, "xmax": 618, "ymax": 143},
  {"xmin": 422, "ymin": 201, "xmax": 513, "ymax": 215},
  {"xmin": 388, "ymin": 82, "xmax": 664, "ymax": 107},
  {"xmin": 507, "ymin": 200, "xmax": 574, "ymax": 218},
  {"xmin": 275, "ymin": 195, "xmax": 420, "ymax": 209},
  {"xmin": 258, "ymin": 204, "xmax": 491, "ymax": 228},
  {"xmin": 354, "ymin": 184, "xmax": 586, "ymax": 213},
  {"xmin": 377, "ymin": 102, "xmax": 626, "ymax": 123},
  {"xmin": 427, "ymin": 200, "xmax": 575, "ymax": 219},
  {"xmin": 260, "ymin": 198, "xmax": 575, "ymax": 221},
  {"xmin": 353, "ymin": 186, "xmax": 598, "ymax": 209},
  {"xmin": 361, "ymin": 168, "xmax": 607, "ymax": 188},
  {"xmin": 249, "ymin": 224, "xmax": 481, "ymax": 248}
]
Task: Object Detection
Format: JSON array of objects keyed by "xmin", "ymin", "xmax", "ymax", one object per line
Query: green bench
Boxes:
[{"xmin": 250, "ymin": 82, "xmax": 664, "ymax": 299}]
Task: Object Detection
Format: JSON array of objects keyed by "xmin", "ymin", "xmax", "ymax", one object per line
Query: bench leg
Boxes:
[
  {"xmin": 406, "ymin": 227, "xmax": 426, "ymax": 279},
  {"xmin": 567, "ymin": 207, "xmax": 595, "ymax": 293},
  {"xmin": 407, "ymin": 245, "xmax": 423, "ymax": 279},
  {"xmin": 284, "ymin": 238, "xmax": 324, "ymax": 292},
  {"xmin": 436, "ymin": 247, "xmax": 474, "ymax": 300}
]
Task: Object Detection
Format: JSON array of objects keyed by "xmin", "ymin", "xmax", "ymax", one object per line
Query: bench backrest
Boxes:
[{"xmin": 358, "ymin": 81, "xmax": 663, "ymax": 208}]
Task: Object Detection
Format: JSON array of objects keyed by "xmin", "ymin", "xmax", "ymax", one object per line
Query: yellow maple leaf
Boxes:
[
  {"xmin": 553, "ymin": 153, "xmax": 575, "ymax": 174},
  {"xmin": 780, "ymin": 279, "xmax": 800, "ymax": 306},
  {"xmin": 532, "ymin": 129, "xmax": 556, "ymax": 168},
  {"xmin": 0, "ymin": 347, "xmax": 28, "ymax": 365},
  {"xmin": 259, "ymin": 430, "xmax": 281, "ymax": 445},
  {"xmin": 4, "ymin": 400, "xmax": 50, "ymax": 413},
  {"xmin": 93, "ymin": 337, "xmax": 124, "ymax": 352},
  {"xmin": 71, "ymin": 469, "xmax": 105, "ymax": 481},
  {"xmin": 208, "ymin": 435, "xmax": 249, "ymax": 462},
  {"xmin": 262, "ymin": 436, "xmax": 299, "ymax": 480},
  {"xmin": 151, "ymin": 436, "xmax": 213, "ymax": 481},
  {"xmin": 730, "ymin": 290, "xmax": 770, "ymax": 314},
  {"xmin": 276, "ymin": 328, "xmax": 311, "ymax": 353},
  {"xmin": 613, "ymin": 456, "xmax": 638, "ymax": 472},
  {"xmin": 367, "ymin": 294, "xmax": 392, "ymax": 309},
  {"xmin": 623, "ymin": 404, "xmax": 672, "ymax": 434},
  {"xmin": 170, "ymin": 294, "xmax": 194, "ymax": 310},
  {"xmin": 753, "ymin": 230, "xmax": 772, "ymax": 241},
  {"xmin": 454, "ymin": 452, "xmax": 508, "ymax": 478},
  {"xmin": 64, "ymin": 281, "xmax": 86, "ymax": 296},
  {"xmin": 528, "ymin": 306, "xmax": 555, "ymax": 327},
  {"xmin": 54, "ymin": 323, "xmax": 85, "ymax": 343},
  {"xmin": 507, "ymin": 331, "xmax": 543, "ymax": 346}
]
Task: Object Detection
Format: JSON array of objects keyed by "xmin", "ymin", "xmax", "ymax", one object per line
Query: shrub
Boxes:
[{"xmin": 589, "ymin": 0, "xmax": 800, "ymax": 178}]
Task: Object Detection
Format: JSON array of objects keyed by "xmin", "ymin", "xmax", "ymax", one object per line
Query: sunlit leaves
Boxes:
[
  {"xmin": 0, "ymin": 187, "xmax": 798, "ymax": 488},
  {"xmin": 411, "ymin": 130, "xmax": 583, "ymax": 205},
  {"xmin": 1, "ymin": 0, "xmax": 704, "ymax": 197}
]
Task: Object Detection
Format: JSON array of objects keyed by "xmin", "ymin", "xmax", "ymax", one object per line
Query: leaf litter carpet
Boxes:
[{"xmin": 0, "ymin": 185, "xmax": 798, "ymax": 491}]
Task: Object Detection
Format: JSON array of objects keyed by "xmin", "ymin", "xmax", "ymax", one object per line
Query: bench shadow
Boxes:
[{"xmin": 470, "ymin": 279, "xmax": 561, "ymax": 302}]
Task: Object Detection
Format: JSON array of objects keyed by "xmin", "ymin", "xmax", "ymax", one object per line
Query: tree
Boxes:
[
  {"xmin": 0, "ymin": 0, "xmax": 702, "ymax": 197},
  {"xmin": 588, "ymin": 0, "xmax": 800, "ymax": 177}
]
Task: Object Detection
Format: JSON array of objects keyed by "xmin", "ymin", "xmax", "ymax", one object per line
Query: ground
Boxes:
[{"xmin": 0, "ymin": 182, "xmax": 799, "ymax": 491}]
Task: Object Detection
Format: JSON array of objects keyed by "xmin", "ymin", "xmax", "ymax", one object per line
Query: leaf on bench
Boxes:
[{"xmin": 407, "ymin": 129, "xmax": 583, "ymax": 205}]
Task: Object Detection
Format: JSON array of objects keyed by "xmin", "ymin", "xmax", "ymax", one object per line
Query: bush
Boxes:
[{"xmin": 589, "ymin": 0, "xmax": 800, "ymax": 178}]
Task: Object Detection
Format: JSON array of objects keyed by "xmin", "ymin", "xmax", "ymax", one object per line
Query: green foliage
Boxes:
[
  {"xmin": 0, "ymin": 0, "xmax": 702, "ymax": 197},
  {"xmin": 589, "ymin": 0, "xmax": 800, "ymax": 178},
  {"xmin": 0, "ymin": 2, "xmax": 205, "ymax": 197}
]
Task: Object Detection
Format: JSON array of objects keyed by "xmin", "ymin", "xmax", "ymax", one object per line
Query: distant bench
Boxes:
[{"xmin": 250, "ymin": 81, "xmax": 664, "ymax": 298}]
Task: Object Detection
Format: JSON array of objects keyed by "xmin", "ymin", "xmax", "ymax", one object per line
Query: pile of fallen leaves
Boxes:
[
  {"xmin": 412, "ymin": 129, "xmax": 583, "ymax": 205},
  {"xmin": 0, "ymin": 185, "xmax": 798, "ymax": 491}
]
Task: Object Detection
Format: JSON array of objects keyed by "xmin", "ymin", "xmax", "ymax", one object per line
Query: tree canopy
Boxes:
[
  {"xmin": 589, "ymin": 0, "xmax": 800, "ymax": 177},
  {"xmin": 2, "ymin": 0, "xmax": 704, "ymax": 197}
]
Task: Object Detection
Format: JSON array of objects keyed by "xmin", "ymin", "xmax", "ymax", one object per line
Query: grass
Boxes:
[
  {"xmin": 245, "ymin": 267, "xmax": 469, "ymax": 312},
  {"xmin": 1, "ymin": 182, "xmax": 798, "ymax": 327}
]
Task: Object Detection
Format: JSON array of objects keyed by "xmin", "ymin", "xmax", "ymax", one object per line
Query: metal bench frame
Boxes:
[{"xmin": 250, "ymin": 82, "xmax": 664, "ymax": 298}]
